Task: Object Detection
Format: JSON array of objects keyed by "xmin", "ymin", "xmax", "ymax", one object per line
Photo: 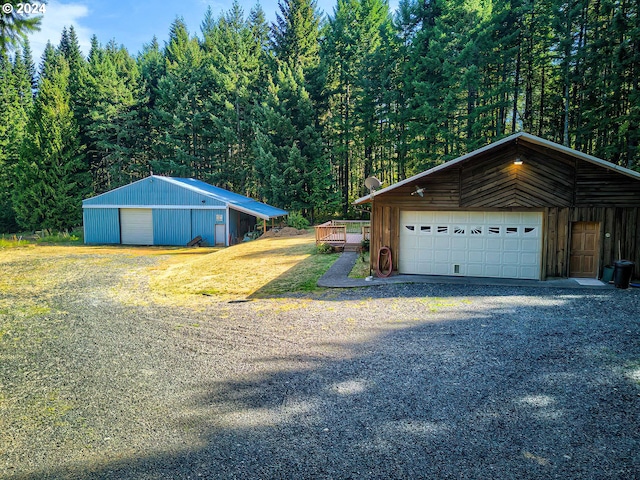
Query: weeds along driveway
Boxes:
[{"xmin": 1, "ymin": 246, "xmax": 639, "ymax": 479}]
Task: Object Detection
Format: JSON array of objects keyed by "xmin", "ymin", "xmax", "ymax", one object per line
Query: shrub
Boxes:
[
  {"xmin": 316, "ymin": 242, "xmax": 334, "ymax": 254},
  {"xmin": 0, "ymin": 235, "xmax": 28, "ymax": 249},
  {"xmin": 287, "ymin": 212, "xmax": 310, "ymax": 230},
  {"xmin": 360, "ymin": 238, "xmax": 370, "ymax": 252},
  {"xmin": 36, "ymin": 229, "xmax": 82, "ymax": 244}
]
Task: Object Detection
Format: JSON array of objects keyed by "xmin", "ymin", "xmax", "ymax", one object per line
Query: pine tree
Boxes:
[
  {"xmin": 0, "ymin": 52, "xmax": 19, "ymax": 231},
  {"xmin": 201, "ymin": 2, "xmax": 263, "ymax": 192},
  {"xmin": 0, "ymin": 0, "xmax": 42, "ymax": 54},
  {"xmin": 324, "ymin": 0, "xmax": 391, "ymax": 215},
  {"xmin": 152, "ymin": 18, "xmax": 206, "ymax": 178},
  {"xmin": 254, "ymin": 65, "xmax": 337, "ymax": 220},
  {"xmin": 76, "ymin": 38, "xmax": 142, "ymax": 192},
  {"xmin": 13, "ymin": 51, "xmax": 88, "ymax": 231},
  {"xmin": 20, "ymin": 37, "xmax": 36, "ymax": 91},
  {"xmin": 133, "ymin": 37, "xmax": 165, "ymax": 178},
  {"xmin": 58, "ymin": 25, "xmax": 86, "ymax": 102},
  {"xmin": 272, "ymin": 0, "xmax": 322, "ymax": 72}
]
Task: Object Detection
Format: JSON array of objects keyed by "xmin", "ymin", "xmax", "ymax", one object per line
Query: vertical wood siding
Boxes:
[
  {"xmin": 545, "ymin": 207, "xmax": 640, "ymax": 277},
  {"xmin": 368, "ymin": 140, "xmax": 640, "ymax": 279}
]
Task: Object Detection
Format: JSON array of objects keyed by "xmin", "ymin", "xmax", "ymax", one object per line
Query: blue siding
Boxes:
[
  {"xmin": 153, "ymin": 209, "xmax": 192, "ymax": 245},
  {"xmin": 83, "ymin": 177, "xmax": 226, "ymax": 207},
  {"xmin": 191, "ymin": 210, "xmax": 220, "ymax": 246},
  {"xmin": 84, "ymin": 209, "xmax": 120, "ymax": 244},
  {"xmin": 82, "ymin": 175, "xmax": 285, "ymax": 246}
]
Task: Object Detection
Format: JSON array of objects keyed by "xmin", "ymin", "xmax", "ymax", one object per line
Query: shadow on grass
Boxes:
[
  {"xmin": 248, "ymin": 252, "xmax": 340, "ymax": 298},
  {"xmin": 9, "ymin": 290, "xmax": 640, "ymax": 479}
]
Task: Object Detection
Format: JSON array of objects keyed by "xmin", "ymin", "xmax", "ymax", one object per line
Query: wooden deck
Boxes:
[{"xmin": 315, "ymin": 220, "xmax": 370, "ymax": 252}]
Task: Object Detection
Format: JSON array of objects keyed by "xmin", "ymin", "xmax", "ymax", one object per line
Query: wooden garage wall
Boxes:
[
  {"xmin": 545, "ymin": 207, "xmax": 640, "ymax": 278},
  {"xmin": 459, "ymin": 144, "xmax": 575, "ymax": 207},
  {"xmin": 370, "ymin": 203, "xmax": 399, "ymax": 269},
  {"xmin": 369, "ymin": 140, "xmax": 640, "ymax": 278}
]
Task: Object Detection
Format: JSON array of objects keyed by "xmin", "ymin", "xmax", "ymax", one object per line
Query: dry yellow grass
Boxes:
[
  {"xmin": 150, "ymin": 232, "xmax": 321, "ymax": 299},
  {"xmin": 0, "ymin": 244, "xmax": 218, "ymax": 301},
  {"xmin": 0, "ymin": 234, "xmax": 332, "ymax": 304}
]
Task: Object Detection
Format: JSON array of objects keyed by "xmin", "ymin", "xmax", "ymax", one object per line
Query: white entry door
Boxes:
[
  {"xmin": 399, "ymin": 211, "xmax": 543, "ymax": 279},
  {"xmin": 120, "ymin": 208, "xmax": 153, "ymax": 245},
  {"xmin": 215, "ymin": 224, "xmax": 226, "ymax": 246}
]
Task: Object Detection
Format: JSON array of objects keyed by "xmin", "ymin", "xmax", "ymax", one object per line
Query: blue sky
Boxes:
[{"xmin": 27, "ymin": 0, "xmax": 397, "ymax": 64}]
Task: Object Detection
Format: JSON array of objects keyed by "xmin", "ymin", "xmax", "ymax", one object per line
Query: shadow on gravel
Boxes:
[{"xmin": 10, "ymin": 291, "xmax": 640, "ymax": 480}]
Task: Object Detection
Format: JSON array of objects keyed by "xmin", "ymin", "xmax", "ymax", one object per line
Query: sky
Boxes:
[{"xmin": 25, "ymin": 0, "xmax": 397, "ymax": 65}]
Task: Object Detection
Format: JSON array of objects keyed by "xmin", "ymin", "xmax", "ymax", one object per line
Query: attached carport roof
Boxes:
[
  {"xmin": 161, "ymin": 177, "xmax": 288, "ymax": 220},
  {"xmin": 354, "ymin": 132, "xmax": 640, "ymax": 205}
]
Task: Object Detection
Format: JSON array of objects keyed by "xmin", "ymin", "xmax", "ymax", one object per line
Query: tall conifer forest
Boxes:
[{"xmin": 1, "ymin": 0, "xmax": 639, "ymax": 232}]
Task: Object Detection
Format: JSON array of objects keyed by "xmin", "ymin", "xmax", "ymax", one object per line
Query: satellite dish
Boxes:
[{"xmin": 364, "ymin": 176, "xmax": 382, "ymax": 191}]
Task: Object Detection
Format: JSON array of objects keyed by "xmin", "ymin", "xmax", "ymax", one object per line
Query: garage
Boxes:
[
  {"xmin": 83, "ymin": 175, "xmax": 288, "ymax": 246},
  {"xmin": 120, "ymin": 208, "xmax": 153, "ymax": 245},
  {"xmin": 399, "ymin": 211, "xmax": 542, "ymax": 279},
  {"xmin": 354, "ymin": 132, "xmax": 640, "ymax": 281}
]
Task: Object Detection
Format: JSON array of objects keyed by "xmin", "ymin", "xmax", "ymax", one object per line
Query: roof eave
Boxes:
[
  {"xmin": 230, "ymin": 203, "xmax": 289, "ymax": 220},
  {"xmin": 353, "ymin": 132, "xmax": 640, "ymax": 204}
]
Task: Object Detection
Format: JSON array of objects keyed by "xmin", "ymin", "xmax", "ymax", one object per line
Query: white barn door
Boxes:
[{"xmin": 120, "ymin": 209, "xmax": 153, "ymax": 245}]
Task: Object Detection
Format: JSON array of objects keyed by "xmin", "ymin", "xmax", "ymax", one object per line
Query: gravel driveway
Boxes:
[{"xmin": 1, "ymin": 251, "xmax": 639, "ymax": 479}]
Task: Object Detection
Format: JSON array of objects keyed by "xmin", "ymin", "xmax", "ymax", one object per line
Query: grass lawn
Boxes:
[
  {"xmin": 0, "ymin": 231, "xmax": 339, "ymax": 303},
  {"xmin": 151, "ymin": 231, "xmax": 340, "ymax": 299},
  {"xmin": 349, "ymin": 251, "xmax": 371, "ymax": 278}
]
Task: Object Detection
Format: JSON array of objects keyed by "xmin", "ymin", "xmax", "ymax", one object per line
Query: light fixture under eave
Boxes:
[
  {"xmin": 514, "ymin": 156, "xmax": 523, "ymax": 165},
  {"xmin": 411, "ymin": 186, "xmax": 425, "ymax": 197}
]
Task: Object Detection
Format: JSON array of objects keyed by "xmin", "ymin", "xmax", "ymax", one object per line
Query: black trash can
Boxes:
[{"xmin": 613, "ymin": 260, "xmax": 635, "ymax": 289}]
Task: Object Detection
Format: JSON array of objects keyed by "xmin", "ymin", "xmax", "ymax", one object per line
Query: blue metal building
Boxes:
[{"xmin": 82, "ymin": 176, "xmax": 288, "ymax": 246}]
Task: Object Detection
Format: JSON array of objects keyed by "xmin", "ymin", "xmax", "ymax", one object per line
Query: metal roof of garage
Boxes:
[
  {"xmin": 83, "ymin": 175, "xmax": 288, "ymax": 220},
  {"xmin": 162, "ymin": 177, "xmax": 288, "ymax": 220}
]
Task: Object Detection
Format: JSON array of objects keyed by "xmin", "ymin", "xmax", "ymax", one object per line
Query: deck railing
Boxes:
[
  {"xmin": 332, "ymin": 220, "xmax": 371, "ymax": 235},
  {"xmin": 315, "ymin": 221, "xmax": 346, "ymax": 244},
  {"xmin": 314, "ymin": 220, "xmax": 370, "ymax": 246}
]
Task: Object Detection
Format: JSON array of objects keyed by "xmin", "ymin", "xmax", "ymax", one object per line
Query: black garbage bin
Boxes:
[{"xmin": 613, "ymin": 260, "xmax": 635, "ymax": 289}]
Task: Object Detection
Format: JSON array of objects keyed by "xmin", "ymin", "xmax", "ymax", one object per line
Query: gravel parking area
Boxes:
[{"xmin": 1, "ymin": 250, "xmax": 639, "ymax": 479}]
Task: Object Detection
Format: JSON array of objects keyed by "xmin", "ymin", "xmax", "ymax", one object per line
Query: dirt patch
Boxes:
[{"xmin": 260, "ymin": 227, "xmax": 307, "ymax": 238}]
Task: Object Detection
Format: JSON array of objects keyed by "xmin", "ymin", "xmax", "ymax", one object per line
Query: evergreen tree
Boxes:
[
  {"xmin": 324, "ymin": 0, "xmax": 391, "ymax": 214},
  {"xmin": 272, "ymin": 0, "xmax": 322, "ymax": 72},
  {"xmin": 0, "ymin": 0, "xmax": 42, "ymax": 54},
  {"xmin": 255, "ymin": 65, "xmax": 337, "ymax": 220},
  {"xmin": 58, "ymin": 25, "xmax": 86, "ymax": 101},
  {"xmin": 134, "ymin": 37, "xmax": 165, "ymax": 178},
  {"xmin": 13, "ymin": 51, "xmax": 88, "ymax": 231},
  {"xmin": 77, "ymin": 38, "xmax": 141, "ymax": 192},
  {"xmin": 152, "ymin": 18, "xmax": 206, "ymax": 177},
  {"xmin": 201, "ymin": 2, "xmax": 263, "ymax": 192},
  {"xmin": 20, "ymin": 37, "xmax": 36, "ymax": 91},
  {"xmin": 0, "ymin": 53, "xmax": 19, "ymax": 231}
]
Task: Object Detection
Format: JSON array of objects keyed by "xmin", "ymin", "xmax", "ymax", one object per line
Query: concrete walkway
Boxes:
[{"xmin": 317, "ymin": 251, "xmax": 613, "ymax": 289}]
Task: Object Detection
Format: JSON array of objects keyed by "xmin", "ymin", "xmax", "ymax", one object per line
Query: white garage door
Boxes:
[
  {"xmin": 120, "ymin": 208, "xmax": 153, "ymax": 245},
  {"xmin": 399, "ymin": 211, "xmax": 543, "ymax": 279}
]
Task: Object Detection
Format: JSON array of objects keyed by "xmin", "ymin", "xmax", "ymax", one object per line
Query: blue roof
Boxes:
[{"xmin": 160, "ymin": 176, "xmax": 288, "ymax": 220}]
